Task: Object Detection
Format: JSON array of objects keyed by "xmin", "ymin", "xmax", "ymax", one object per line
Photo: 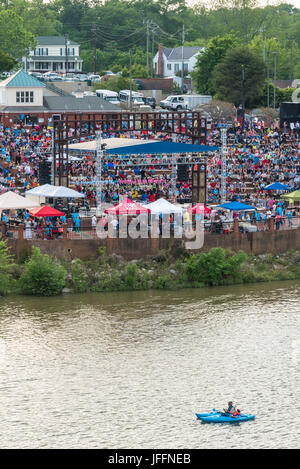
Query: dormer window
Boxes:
[{"xmin": 16, "ymin": 91, "xmax": 34, "ymax": 103}]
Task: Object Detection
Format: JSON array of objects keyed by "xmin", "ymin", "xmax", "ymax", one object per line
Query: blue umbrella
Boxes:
[
  {"xmin": 263, "ymin": 182, "xmax": 290, "ymax": 191},
  {"xmin": 218, "ymin": 201, "xmax": 255, "ymax": 211}
]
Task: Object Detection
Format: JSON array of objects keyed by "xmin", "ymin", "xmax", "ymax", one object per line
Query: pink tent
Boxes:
[
  {"xmin": 104, "ymin": 197, "xmax": 150, "ymax": 215},
  {"xmin": 188, "ymin": 203, "xmax": 212, "ymax": 214}
]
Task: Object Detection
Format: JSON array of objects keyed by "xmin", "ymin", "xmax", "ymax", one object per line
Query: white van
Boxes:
[
  {"xmin": 160, "ymin": 94, "xmax": 212, "ymax": 111},
  {"xmin": 119, "ymin": 90, "xmax": 144, "ymax": 106},
  {"xmin": 96, "ymin": 89, "xmax": 120, "ymax": 105}
]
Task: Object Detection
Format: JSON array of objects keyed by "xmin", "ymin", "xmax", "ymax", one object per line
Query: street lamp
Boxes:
[
  {"xmin": 288, "ymin": 35, "xmax": 295, "ymax": 81},
  {"xmin": 272, "ymin": 52, "xmax": 279, "ymax": 108}
]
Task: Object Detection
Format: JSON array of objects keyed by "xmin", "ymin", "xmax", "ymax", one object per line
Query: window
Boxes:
[
  {"xmin": 60, "ymin": 48, "xmax": 63, "ymax": 56},
  {"xmin": 72, "ymin": 48, "xmax": 75, "ymax": 56},
  {"xmin": 184, "ymin": 63, "xmax": 188, "ymax": 71},
  {"xmin": 167, "ymin": 63, "xmax": 172, "ymax": 70},
  {"xmin": 46, "ymin": 48, "xmax": 48, "ymax": 56},
  {"xmin": 16, "ymin": 91, "xmax": 34, "ymax": 103},
  {"xmin": 174, "ymin": 64, "xmax": 179, "ymax": 72}
]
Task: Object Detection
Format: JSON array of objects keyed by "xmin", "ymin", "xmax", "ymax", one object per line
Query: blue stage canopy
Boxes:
[
  {"xmin": 106, "ymin": 141, "xmax": 219, "ymax": 155},
  {"xmin": 218, "ymin": 202, "xmax": 255, "ymax": 211},
  {"xmin": 263, "ymin": 182, "xmax": 290, "ymax": 191}
]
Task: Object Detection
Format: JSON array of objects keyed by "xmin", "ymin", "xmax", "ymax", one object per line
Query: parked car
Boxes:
[{"xmin": 142, "ymin": 96, "xmax": 156, "ymax": 109}]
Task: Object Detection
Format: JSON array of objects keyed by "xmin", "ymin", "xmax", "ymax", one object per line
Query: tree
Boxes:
[
  {"xmin": 196, "ymin": 100, "xmax": 236, "ymax": 121},
  {"xmin": 192, "ymin": 34, "xmax": 239, "ymax": 95},
  {"xmin": 0, "ymin": 240, "xmax": 14, "ymax": 295},
  {"xmin": 0, "ymin": 52, "xmax": 17, "ymax": 73},
  {"xmin": 213, "ymin": 45, "xmax": 265, "ymax": 107},
  {"xmin": 0, "ymin": 7, "xmax": 36, "ymax": 58}
]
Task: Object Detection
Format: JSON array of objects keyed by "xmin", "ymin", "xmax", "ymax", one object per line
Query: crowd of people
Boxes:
[{"xmin": 0, "ymin": 117, "xmax": 300, "ymax": 236}]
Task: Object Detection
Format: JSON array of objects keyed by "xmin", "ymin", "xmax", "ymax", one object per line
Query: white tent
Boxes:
[
  {"xmin": 0, "ymin": 191, "xmax": 39, "ymax": 210},
  {"xmin": 26, "ymin": 184, "xmax": 85, "ymax": 198},
  {"xmin": 143, "ymin": 198, "xmax": 183, "ymax": 215}
]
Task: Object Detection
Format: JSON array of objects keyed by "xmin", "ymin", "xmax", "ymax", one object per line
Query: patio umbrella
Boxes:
[
  {"xmin": 26, "ymin": 184, "xmax": 85, "ymax": 198},
  {"xmin": 29, "ymin": 206, "xmax": 64, "ymax": 217},
  {"xmin": 218, "ymin": 201, "xmax": 255, "ymax": 211},
  {"xmin": 0, "ymin": 191, "xmax": 39, "ymax": 210},
  {"xmin": 281, "ymin": 190, "xmax": 300, "ymax": 201},
  {"xmin": 188, "ymin": 203, "xmax": 212, "ymax": 214},
  {"xmin": 263, "ymin": 182, "xmax": 290, "ymax": 190},
  {"xmin": 104, "ymin": 197, "xmax": 150, "ymax": 215},
  {"xmin": 143, "ymin": 198, "xmax": 183, "ymax": 214}
]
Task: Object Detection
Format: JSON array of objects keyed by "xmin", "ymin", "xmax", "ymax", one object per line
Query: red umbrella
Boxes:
[
  {"xmin": 188, "ymin": 203, "xmax": 212, "ymax": 214},
  {"xmin": 104, "ymin": 197, "xmax": 150, "ymax": 215},
  {"xmin": 29, "ymin": 205, "xmax": 64, "ymax": 217}
]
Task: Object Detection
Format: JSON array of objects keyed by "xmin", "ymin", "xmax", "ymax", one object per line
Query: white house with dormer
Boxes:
[
  {"xmin": 22, "ymin": 36, "xmax": 83, "ymax": 73},
  {"xmin": 153, "ymin": 44, "xmax": 204, "ymax": 77},
  {"xmin": 0, "ymin": 69, "xmax": 45, "ymax": 107}
]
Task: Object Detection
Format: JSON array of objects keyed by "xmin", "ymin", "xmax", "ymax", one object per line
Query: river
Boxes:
[{"xmin": 0, "ymin": 281, "xmax": 299, "ymax": 449}]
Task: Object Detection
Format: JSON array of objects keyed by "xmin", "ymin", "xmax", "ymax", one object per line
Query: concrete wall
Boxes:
[{"xmin": 6, "ymin": 228, "xmax": 300, "ymax": 261}]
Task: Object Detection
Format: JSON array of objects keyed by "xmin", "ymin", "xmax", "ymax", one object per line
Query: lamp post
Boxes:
[
  {"xmin": 288, "ymin": 35, "xmax": 295, "ymax": 81},
  {"xmin": 273, "ymin": 52, "xmax": 279, "ymax": 108},
  {"xmin": 129, "ymin": 49, "xmax": 133, "ymax": 112},
  {"xmin": 241, "ymin": 65, "xmax": 245, "ymax": 130}
]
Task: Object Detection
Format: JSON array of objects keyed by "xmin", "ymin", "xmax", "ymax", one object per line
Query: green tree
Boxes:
[
  {"xmin": 0, "ymin": 7, "xmax": 36, "ymax": 58},
  {"xmin": 213, "ymin": 45, "xmax": 265, "ymax": 107},
  {"xmin": 19, "ymin": 247, "xmax": 66, "ymax": 296},
  {"xmin": 192, "ymin": 34, "xmax": 239, "ymax": 95},
  {"xmin": 0, "ymin": 52, "xmax": 17, "ymax": 73}
]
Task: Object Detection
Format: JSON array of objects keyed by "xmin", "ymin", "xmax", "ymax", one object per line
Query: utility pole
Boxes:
[
  {"xmin": 64, "ymin": 34, "xmax": 69, "ymax": 74},
  {"xmin": 92, "ymin": 25, "xmax": 97, "ymax": 75},
  {"xmin": 267, "ymin": 48, "xmax": 270, "ymax": 108},
  {"xmin": 241, "ymin": 65, "xmax": 245, "ymax": 131},
  {"xmin": 288, "ymin": 35, "xmax": 295, "ymax": 81},
  {"xmin": 146, "ymin": 20, "xmax": 150, "ymax": 77},
  {"xmin": 181, "ymin": 24, "xmax": 185, "ymax": 94},
  {"xmin": 151, "ymin": 28, "xmax": 155, "ymax": 78},
  {"xmin": 273, "ymin": 52, "xmax": 279, "ymax": 108},
  {"xmin": 129, "ymin": 49, "xmax": 133, "ymax": 112}
]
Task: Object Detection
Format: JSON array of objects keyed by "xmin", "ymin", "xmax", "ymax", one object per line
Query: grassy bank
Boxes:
[{"xmin": 1, "ymin": 240, "xmax": 300, "ymax": 297}]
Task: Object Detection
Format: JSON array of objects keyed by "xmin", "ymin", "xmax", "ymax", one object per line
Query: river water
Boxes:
[{"xmin": 0, "ymin": 281, "xmax": 299, "ymax": 449}]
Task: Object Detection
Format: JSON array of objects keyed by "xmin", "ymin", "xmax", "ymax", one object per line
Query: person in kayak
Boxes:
[
  {"xmin": 223, "ymin": 401, "xmax": 236, "ymax": 414},
  {"xmin": 232, "ymin": 409, "xmax": 241, "ymax": 418}
]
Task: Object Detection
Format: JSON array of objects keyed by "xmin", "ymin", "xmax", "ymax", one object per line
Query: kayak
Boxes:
[{"xmin": 196, "ymin": 411, "xmax": 255, "ymax": 423}]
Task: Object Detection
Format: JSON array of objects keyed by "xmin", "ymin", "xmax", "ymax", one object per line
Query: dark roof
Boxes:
[
  {"xmin": 272, "ymin": 79, "xmax": 294, "ymax": 89},
  {"xmin": 36, "ymin": 36, "xmax": 79, "ymax": 46},
  {"xmin": 163, "ymin": 47, "xmax": 203, "ymax": 61},
  {"xmin": 0, "ymin": 96, "xmax": 121, "ymax": 113},
  {"xmin": 29, "ymin": 56, "xmax": 82, "ymax": 61},
  {"xmin": 43, "ymin": 95, "xmax": 121, "ymax": 111}
]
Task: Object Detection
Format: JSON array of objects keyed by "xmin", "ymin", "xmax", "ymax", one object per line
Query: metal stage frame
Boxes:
[{"xmin": 53, "ymin": 111, "xmax": 207, "ymax": 186}]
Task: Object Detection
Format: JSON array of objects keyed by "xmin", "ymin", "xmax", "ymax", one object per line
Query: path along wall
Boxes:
[{"xmin": 6, "ymin": 228, "xmax": 300, "ymax": 261}]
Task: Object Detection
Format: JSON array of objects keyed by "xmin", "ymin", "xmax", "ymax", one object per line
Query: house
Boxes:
[
  {"xmin": 22, "ymin": 36, "xmax": 83, "ymax": 74},
  {"xmin": 0, "ymin": 69, "xmax": 121, "ymax": 127},
  {"xmin": 153, "ymin": 44, "xmax": 204, "ymax": 77}
]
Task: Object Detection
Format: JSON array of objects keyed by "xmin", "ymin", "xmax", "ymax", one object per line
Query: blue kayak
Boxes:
[{"xmin": 196, "ymin": 411, "xmax": 255, "ymax": 423}]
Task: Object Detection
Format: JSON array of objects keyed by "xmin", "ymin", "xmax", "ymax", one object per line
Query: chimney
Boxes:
[{"xmin": 157, "ymin": 43, "xmax": 164, "ymax": 77}]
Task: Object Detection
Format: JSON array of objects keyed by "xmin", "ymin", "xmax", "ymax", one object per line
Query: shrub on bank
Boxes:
[
  {"xmin": 185, "ymin": 248, "xmax": 248, "ymax": 286},
  {"xmin": 18, "ymin": 247, "xmax": 66, "ymax": 296},
  {"xmin": 0, "ymin": 240, "xmax": 14, "ymax": 295}
]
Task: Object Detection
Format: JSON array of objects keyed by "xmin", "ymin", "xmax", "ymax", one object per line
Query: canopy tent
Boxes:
[
  {"xmin": 143, "ymin": 198, "xmax": 183, "ymax": 215},
  {"xmin": 263, "ymin": 182, "xmax": 290, "ymax": 190},
  {"xmin": 104, "ymin": 197, "xmax": 150, "ymax": 215},
  {"xmin": 29, "ymin": 206, "xmax": 64, "ymax": 217},
  {"xmin": 68, "ymin": 139, "xmax": 219, "ymax": 155},
  {"xmin": 188, "ymin": 203, "xmax": 212, "ymax": 214},
  {"xmin": 218, "ymin": 201, "xmax": 255, "ymax": 211},
  {"xmin": 26, "ymin": 184, "xmax": 85, "ymax": 198},
  {"xmin": 0, "ymin": 191, "xmax": 39, "ymax": 210},
  {"xmin": 281, "ymin": 190, "xmax": 300, "ymax": 201}
]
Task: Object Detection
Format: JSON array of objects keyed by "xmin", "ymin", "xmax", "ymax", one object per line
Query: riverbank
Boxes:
[{"xmin": 1, "ymin": 239, "xmax": 300, "ymax": 296}]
